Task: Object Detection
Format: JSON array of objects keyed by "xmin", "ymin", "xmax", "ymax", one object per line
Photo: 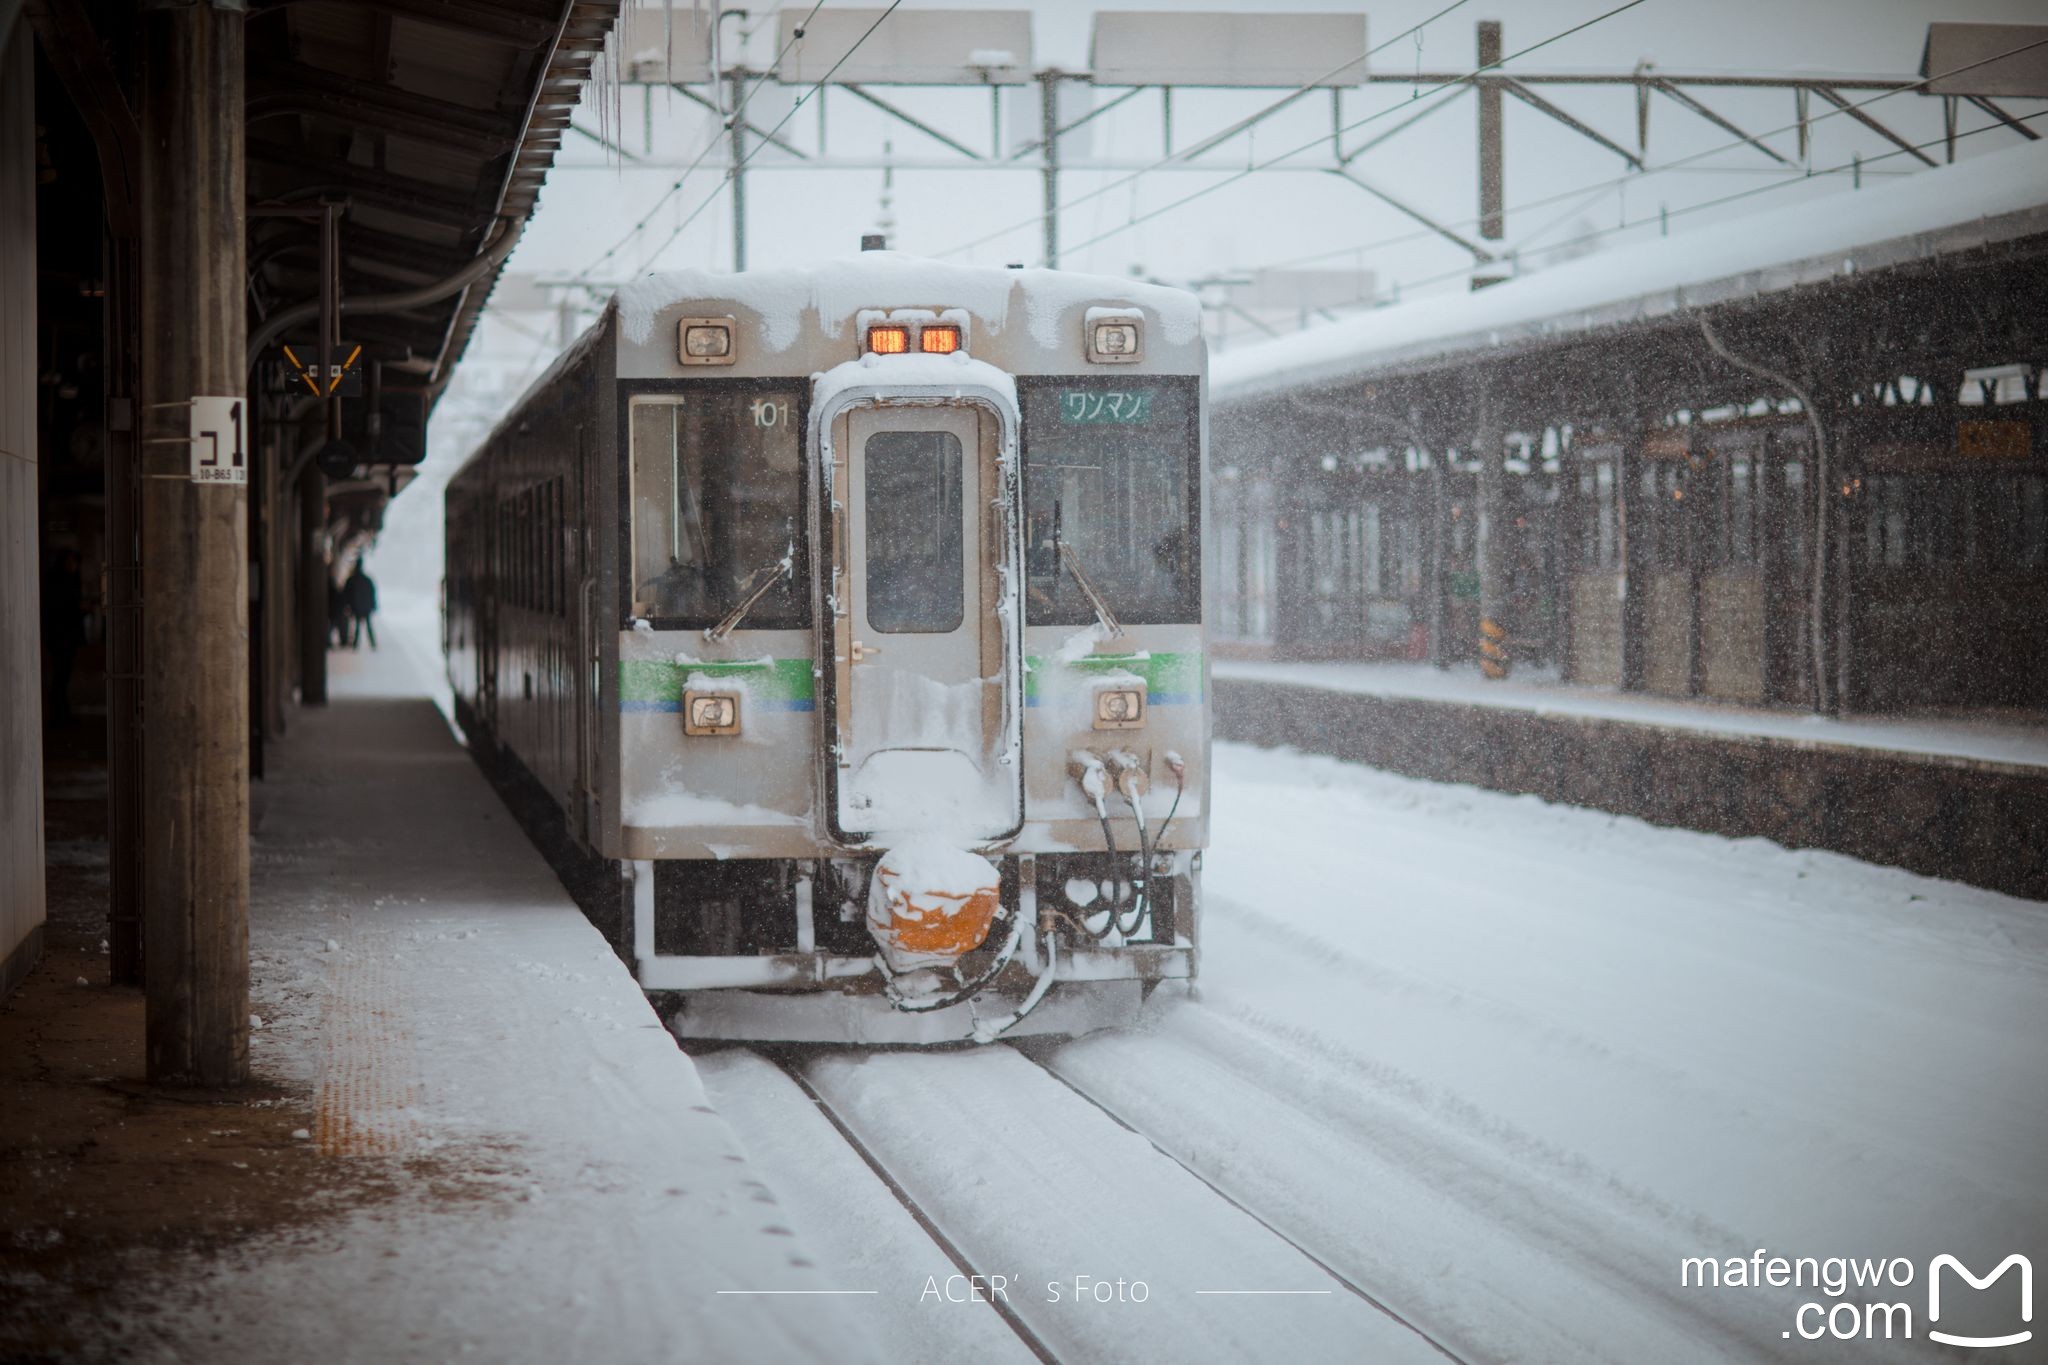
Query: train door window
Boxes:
[
  {"xmin": 1728, "ymin": 457, "xmax": 1756, "ymax": 566},
  {"xmin": 525, "ymin": 487, "xmax": 538, "ymax": 608},
  {"xmin": 1593, "ymin": 461, "xmax": 1616, "ymax": 569},
  {"xmin": 1248, "ymin": 518, "xmax": 1274, "ymax": 640},
  {"xmin": 1780, "ymin": 458, "xmax": 1807, "ymax": 566},
  {"xmin": 2017, "ymin": 475, "xmax": 2047, "ymax": 569},
  {"xmin": 1363, "ymin": 503, "xmax": 1383, "ymax": 597},
  {"xmin": 553, "ymin": 476, "xmax": 566, "ymax": 615},
  {"xmin": 1020, "ymin": 378, "xmax": 1199, "ymax": 626},
  {"xmin": 864, "ymin": 430, "xmax": 965, "ymax": 633},
  {"xmin": 545, "ymin": 479, "xmax": 558, "ymax": 615},
  {"xmin": 627, "ymin": 389, "xmax": 806, "ymax": 628},
  {"xmin": 1215, "ymin": 518, "xmax": 1242, "ymax": 637},
  {"xmin": 1870, "ymin": 476, "xmax": 1909, "ymax": 568}
]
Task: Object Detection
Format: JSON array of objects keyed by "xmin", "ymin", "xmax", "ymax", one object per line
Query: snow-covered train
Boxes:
[{"xmin": 443, "ymin": 254, "xmax": 1210, "ymax": 1043}]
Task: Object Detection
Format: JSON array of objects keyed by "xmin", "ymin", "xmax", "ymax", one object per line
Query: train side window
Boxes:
[
  {"xmin": 1020, "ymin": 378, "xmax": 1199, "ymax": 627},
  {"xmin": 628, "ymin": 389, "xmax": 807, "ymax": 629},
  {"xmin": 553, "ymin": 476, "xmax": 566, "ymax": 615},
  {"xmin": 864, "ymin": 430, "xmax": 965, "ymax": 634}
]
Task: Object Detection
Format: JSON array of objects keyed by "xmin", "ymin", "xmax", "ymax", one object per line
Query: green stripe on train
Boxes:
[
  {"xmin": 619, "ymin": 657, "xmax": 815, "ymax": 704},
  {"xmin": 620, "ymin": 651, "xmax": 1201, "ymax": 703},
  {"xmin": 1022, "ymin": 650, "xmax": 1202, "ymax": 702}
]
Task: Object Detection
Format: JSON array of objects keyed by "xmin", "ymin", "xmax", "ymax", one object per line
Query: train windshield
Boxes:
[
  {"xmin": 1021, "ymin": 378, "xmax": 1199, "ymax": 626},
  {"xmin": 628, "ymin": 390, "xmax": 807, "ymax": 628}
]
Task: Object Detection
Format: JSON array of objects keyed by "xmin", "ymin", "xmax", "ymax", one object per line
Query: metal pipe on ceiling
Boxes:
[{"xmin": 246, "ymin": 218, "xmax": 519, "ymax": 377}]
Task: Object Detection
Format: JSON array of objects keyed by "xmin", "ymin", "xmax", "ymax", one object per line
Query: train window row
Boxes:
[
  {"xmin": 498, "ymin": 476, "xmax": 568, "ymax": 617},
  {"xmin": 1860, "ymin": 472, "xmax": 2048, "ymax": 570}
]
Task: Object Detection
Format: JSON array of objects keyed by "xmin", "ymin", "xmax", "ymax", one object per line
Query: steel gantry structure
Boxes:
[{"xmin": 565, "ymin": 6, "xmax": 2043, "ymax": 304}]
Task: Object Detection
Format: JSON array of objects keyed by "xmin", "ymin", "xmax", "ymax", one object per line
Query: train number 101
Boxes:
[{"xmin": 749, "ymin": 399, "xmax": 790, "ymax": 429}]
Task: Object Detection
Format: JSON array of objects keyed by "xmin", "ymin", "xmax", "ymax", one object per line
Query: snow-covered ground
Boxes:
[
  {"xmin": 135, "ymin": 645, "xmax": 874, "ymax": 1365},
  {"xmin": 1215, "ymin": 658, "xmax": 2048, "ymax": 770},
  {"xmin": 706, "ymin": 742, "xmax": 2048, "ymax": 1363}
]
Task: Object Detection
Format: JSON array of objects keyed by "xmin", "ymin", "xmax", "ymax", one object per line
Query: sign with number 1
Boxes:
[{"xmin": 190, "ymin": 396, "xmax": 246, "ymax": 485}]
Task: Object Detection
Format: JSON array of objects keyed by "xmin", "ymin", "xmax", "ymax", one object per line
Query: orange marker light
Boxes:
[
  {"xmin": 866, "ymin": 325, "xmax": 909, "ymax": 354},
  {"xmin": 919, "ymin": 324, "xmax": 961, "ymax": 354}
]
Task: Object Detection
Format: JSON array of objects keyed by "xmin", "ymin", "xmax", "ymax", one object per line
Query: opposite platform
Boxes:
[{"xmin": 1214, "ymin": 660, "xmax": 2048, "ymax": 904}]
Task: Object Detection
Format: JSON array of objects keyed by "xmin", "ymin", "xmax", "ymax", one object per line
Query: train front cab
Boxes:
[{"xmin": 612, "ymin": 287, "xmax": 1208, "ymax": 1045}]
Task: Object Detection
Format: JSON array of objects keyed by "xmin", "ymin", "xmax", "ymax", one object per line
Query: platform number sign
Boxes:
[{"xmin": 190, "ymin": 396, "xmax": 247, "ymax": 485}]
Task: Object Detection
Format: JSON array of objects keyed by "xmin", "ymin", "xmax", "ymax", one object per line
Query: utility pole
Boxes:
[
  {"xmin": 138, "ymin": 0, "xmax": 249, "ymax": 1086},
  {"xmin": 1477, "ymin": 20, "xmax": 1504, "ymax": 242},
  {"xmin": 728, "ymin": 70, "xmax": 747, "ymax": 272},
  {"xmin": 1039, "ymin": 69, "xmax": 1061, "ymax": 267}
]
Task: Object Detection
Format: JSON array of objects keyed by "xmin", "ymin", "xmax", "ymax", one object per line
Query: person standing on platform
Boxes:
[
  {"xmin": 343, "ymin": 563, "xmax": 378, "ymax": 651},
  {"xmin": 328, "ymin": 576, "xmax": 350, "ymax": 649}
]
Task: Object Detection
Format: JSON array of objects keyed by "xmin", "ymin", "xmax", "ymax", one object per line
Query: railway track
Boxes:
[
  {"xmin": 764, "ymin": 1045, "xmax": 1470, "ymax": 1365},
  {"xmin": 1010, "ymin": 1046, "xmax": 1468, "ymax": 1364},
  {"xmin": 775, "ymin": 1056, "xmax": 1062, "ymax": 1364}
]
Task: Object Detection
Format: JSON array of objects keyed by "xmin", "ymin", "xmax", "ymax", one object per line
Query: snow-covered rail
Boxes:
[
  {"xmin": 1007, "ymin": 1045, "xmax": 1466, "ymax": 1363},
  {"xmin": 736, "ymin": 1045, "xmax": 1460, "ymax": 1365},
  {"xmin": 773, "ymin": 1054, "xmax": 1060, "ymax": 1363}
]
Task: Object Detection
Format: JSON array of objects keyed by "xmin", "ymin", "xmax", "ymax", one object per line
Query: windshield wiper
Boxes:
[
  {"xmin": 704, "ymin": 552, "xmax": 793, "ymax": 642},
  {"xmin": 1059, "ymin": 543, "xmax": 1125, "ymax": 639}
]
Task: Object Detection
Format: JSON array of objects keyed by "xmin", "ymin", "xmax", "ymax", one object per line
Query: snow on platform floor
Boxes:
[
  {"xmin": 140, "ymin": 645, "xmax": 873, "ymax": 1364},
  {"xmin": 1039, "ymin": 743, "xmax": 2048, "ymax": 1363},
  {"xmin": 1215, "ymin": 658, "xmax": 2048, "ymax": 770}
]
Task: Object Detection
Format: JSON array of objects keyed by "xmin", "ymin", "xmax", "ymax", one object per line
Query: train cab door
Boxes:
[{"xmin": 828, "ymin": 402, "xmax": 1021, "ymax": 844}]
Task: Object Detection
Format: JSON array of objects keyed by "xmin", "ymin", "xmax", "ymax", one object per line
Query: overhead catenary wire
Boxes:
[
  {"xmin": 1279, "ymin": 108, "xmax": 2047, "ymax": 316},
  {"xmin": 932, "ymin": 0, "xmax": 1480, "ymax": 263},
  {"xmin": 1041, "ymin": 0, "xmax": 1685, "ymax": 267},
  {"xmin": 570, "ymin": 0, "xmax": 833, "ymax": 284},
  {"xmin": 626, "ymin": 0, "xmax": 906, "ymax": 276},
  {"xmin": 1235, "ymin": 31, "xmax": 2048, "ymax": 281}
]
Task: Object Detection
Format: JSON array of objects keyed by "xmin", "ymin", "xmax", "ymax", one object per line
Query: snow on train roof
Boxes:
[
  {"xmin": 616, "ymin": 252, "xmax": 1203, "ymax": 355},
  {"xmin": 1213, "ymin": 139, "xmax": 2048, "ymax": 405}
]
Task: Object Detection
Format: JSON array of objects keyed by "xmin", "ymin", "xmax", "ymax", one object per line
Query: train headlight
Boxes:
[
  {"xmin": 919, "ymin": 324, "xmax": 961, "ymax": 354},
  {"xmin": 683, "ymin": 689, "xmax": 742, "ymax": 736},
  {"xmin": 677, "ymin": 317, "xmax": 737, "ymax": 366},
  {"xmin": 865, "ymin": 324, "xmax": 909, "ymax": 355},
  {"xmin": 1086, "ymin": 311, "xmax": 1143, "ymax": 364},
  {"xmin": 1093, "ymin": 686, "xmax": 1146, "ymax": 731}
]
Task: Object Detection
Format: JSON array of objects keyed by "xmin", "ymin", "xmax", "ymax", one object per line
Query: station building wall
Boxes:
[{"xmin": 1, "ymin": 18, "xmax": 46, "ymax": 1000}]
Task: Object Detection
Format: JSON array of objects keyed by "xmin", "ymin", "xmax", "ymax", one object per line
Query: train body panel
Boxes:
[{"xmin": 445, "ymin": 255, "xmax": 1210, "ymax": 1043}]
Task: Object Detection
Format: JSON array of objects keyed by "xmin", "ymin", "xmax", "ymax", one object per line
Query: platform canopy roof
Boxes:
[
  {"xmin": 239, "ymin": 0, "xmax": 621, "ymax": 398},
  {"xmin": 1211, "ymin": 140, "xmax": 2048, "ymax": 409}
]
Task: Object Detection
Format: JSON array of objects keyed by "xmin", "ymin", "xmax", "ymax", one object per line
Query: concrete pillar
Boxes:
[{"xmin": 138, "ymin": 0, "xmax": 249, "ymax": 1085}]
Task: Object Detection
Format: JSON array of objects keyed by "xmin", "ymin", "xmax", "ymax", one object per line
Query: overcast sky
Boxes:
[{"xmin": 373, "ymin": 0, "xmax": 2045, "ymax": 587}]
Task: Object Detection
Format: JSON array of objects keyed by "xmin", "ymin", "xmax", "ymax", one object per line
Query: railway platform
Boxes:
[
  {"xmin": 2, "ymin": 642, "xmax": 870, "ymax": 1363},
  {"xmin": 1215, "ymin": 659, "xmax": 2048, "ymax": 903}
]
